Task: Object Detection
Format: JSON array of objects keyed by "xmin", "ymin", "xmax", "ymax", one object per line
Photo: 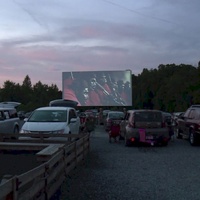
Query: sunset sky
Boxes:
[{"xmin": 0, "ymin": 0, "xmax": 199, "ymax": 90}]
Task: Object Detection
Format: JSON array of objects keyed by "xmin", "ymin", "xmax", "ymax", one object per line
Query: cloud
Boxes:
[{"xmin": 0, "ymin": 0, "xmax": 200, "ymax": 90}]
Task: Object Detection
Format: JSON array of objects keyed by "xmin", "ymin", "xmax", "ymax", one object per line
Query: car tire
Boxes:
[
  {"xmin": 12, "ymin": 126, "xmax": 19, "ymax": 139},
  {"xmin": 189, "ymin": 130, "xmax": 198, "ymax": 146}
]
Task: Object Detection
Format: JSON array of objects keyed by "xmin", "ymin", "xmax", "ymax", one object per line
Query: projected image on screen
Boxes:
[{"xmin": 62, "ymin": 70, "xmax": 132, "ymax": 106}]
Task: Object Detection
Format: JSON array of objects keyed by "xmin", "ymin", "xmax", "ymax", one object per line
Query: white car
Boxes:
[{"xmin": 20, "ymin": 106, "xmax": 80, "ymax": 135}]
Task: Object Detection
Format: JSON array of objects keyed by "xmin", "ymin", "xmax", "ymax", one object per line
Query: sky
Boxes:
[{"xmin": 0, "ymin": 0, "xmax": 200, "ymax": 90}]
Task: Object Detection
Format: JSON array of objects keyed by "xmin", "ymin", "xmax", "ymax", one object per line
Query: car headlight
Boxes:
[
  {"xmin": 51, "ymin": 129, "xmax": 65, "ymax": 134},
  {"xmin": 20, "ymin": 129, "xmax": 31, "ymax": 133}
]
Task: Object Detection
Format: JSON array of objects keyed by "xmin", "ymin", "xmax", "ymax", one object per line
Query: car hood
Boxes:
[{"xmin": 21, "ymin": 122, "xmax": 68, "ymax": 132}]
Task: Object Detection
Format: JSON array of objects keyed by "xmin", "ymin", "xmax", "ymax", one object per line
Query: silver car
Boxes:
[
  {"xmin": 121, "ymin": 109, "xmax": 170, "ymax": 146},
  {"xmin": 0, "ymin": 102, "xmax": 21, "ymax": 138}
]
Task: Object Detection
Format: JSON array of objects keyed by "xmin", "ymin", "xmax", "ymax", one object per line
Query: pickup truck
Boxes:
[{"xmin": 0, "ymin": 102, "xmax": 21, "ymax": 138}]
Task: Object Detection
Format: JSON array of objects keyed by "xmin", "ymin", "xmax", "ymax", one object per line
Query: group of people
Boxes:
[{"xmin": 63, "ymin": 72, "xmax": 132, "ymax": 106}]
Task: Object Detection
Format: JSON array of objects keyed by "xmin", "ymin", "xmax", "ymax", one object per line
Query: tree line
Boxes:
[
  {"xmin": 0, "ymin": 63, "xmax": 200, "ymax": 113},
  {"xmin": 132, "ymin": 63, "xmax": 200, "ymax": 112}
]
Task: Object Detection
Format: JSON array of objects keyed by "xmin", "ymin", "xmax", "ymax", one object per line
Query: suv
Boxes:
[
  {"xmin": 120, "ymin": 109, "xmax": 170, "ymax": 146},
  {"xmin": 176, "ymin": 105, "xmax": 200, "ymax": 145},
  {"xmin": 0, "ymin": 102, "xmax": 21, "ymax": 138}
]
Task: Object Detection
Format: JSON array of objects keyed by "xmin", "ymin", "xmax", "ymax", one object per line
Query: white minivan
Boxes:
[{"xmin": 20, "ymin": 106, "xmax": 80, "ymax": 136}]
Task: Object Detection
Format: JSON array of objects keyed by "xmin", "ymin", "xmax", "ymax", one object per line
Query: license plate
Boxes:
[{"xmin": 146, "ymin": 135, "xmax": 153, "ymax": 140}]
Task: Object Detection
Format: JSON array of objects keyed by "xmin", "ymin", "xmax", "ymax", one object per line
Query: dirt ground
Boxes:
[{"xmin": 0, "ymin": 151, "xmax": 41, "ymax": 181}]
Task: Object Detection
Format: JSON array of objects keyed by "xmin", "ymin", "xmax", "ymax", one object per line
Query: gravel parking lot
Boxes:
[{"xmin": 60, "ymin": 125, "xmax": 200, "ymax": 200}]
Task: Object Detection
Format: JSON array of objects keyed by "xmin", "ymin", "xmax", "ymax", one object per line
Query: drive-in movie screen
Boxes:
[{"xmin": 62, "ymin": 70, "xmax": 132, "ymax": 106}]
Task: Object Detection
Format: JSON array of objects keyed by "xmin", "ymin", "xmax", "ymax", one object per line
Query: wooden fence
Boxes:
[{"xmin": 0, "ymin": 132, "xmax": 90, "ymax": 200}]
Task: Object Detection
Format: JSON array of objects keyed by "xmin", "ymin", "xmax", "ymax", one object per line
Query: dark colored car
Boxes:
[
  {"xmin": 172, "ymin": 112, "xmax": 184, "ymax": 126},
  {"xmin": 176, "ymin": 105, "xmax": 200, "ymax": 145},
  {"xmin": 120, "ymin": 109, "xmax": 170, "ymax": 146}
]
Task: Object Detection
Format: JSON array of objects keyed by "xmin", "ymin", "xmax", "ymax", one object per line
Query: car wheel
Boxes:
[
  {"xmin": 189, "ymin": 130, "xmax": 198, "ymax": 146},
  {"xmin": 176, "ymin": 128, "xmax": 182, "ymax": 139},
  {"xmin": 12, "ymin": 126, "xmax": 19, "ymax": 139}
]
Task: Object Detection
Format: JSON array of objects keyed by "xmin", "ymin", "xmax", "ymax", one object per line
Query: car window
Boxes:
[
  {"xmin": 69, "ymin": 109, "xmax": 77, "ymax": 120},
  {"xmin": 4, "ymin": 111, "xmax": 10, "ymax": 119},
  {"xmin": 109, "ymin": 112, "xmax": 124, "ymax": 119},
  {"xmin": 9, "ymin": 109, "xmax": 18, "ymax": 118},
  {"xmin": 134, "ymin": 111, "xmax": 162, "ymax": 122},
  {"xmin": 188, "ymin": 109, "xmax": 196, "ymax": 119},
  {"xmin": 28, "ymin": 110, "xmax": 67, "ymax": 122},
  {"xmin": 0, "ymin": 111, "xmax": 4, "ymax": 120},
  {"xmin": 184, "ymin": 109, "xmax": 191, "ymax": 118}
]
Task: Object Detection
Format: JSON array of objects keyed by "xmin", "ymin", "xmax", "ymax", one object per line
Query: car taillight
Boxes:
[
  {"xmin": 163, "ymin": 137, "xmax": 169, "ymax": 142},
  {"xmin": 130, "ymin": 137, "xmax": 135, "ymax": 142}
]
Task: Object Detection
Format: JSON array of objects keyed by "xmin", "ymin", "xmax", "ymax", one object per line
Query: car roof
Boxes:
[
  {"xmin": 0, "ymin": 101, "xmax": 21, "ymax": 108},
  {"xmin": 128, "ymin": 109, "xmax": 162, "ymax": 113},
  {"xmin": 108, "ymin": 111, "xmax": 124, "ymax": 114},
  {"xmin": 162, "ymin": 112, "xmax": 172, "ymax": 116},
  {"xmin": 190, "ymin": 105, "xmax": 200, "ymax": 108},
  {"xmin": 0, "ymin": 107, "xmax": 16, "ymax": 111},
  {"xmin": 35, "ymin": 106, "xmax": 75, "ymax": 111}
]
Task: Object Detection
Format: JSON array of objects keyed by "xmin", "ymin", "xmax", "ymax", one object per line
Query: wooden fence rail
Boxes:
[{"xmin": 0, "ymin": 132, "xmax": 90, "ymax": 200}]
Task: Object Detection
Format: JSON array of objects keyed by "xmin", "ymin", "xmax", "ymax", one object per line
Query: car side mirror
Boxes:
[{"xmin": 24, "ymin": 118, "xmax": 28, "ymax": 122}]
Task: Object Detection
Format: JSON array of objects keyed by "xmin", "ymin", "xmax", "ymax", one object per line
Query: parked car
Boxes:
[
  {"xmin": 49, "ymin": 99, "xmax": 78, "ymax": 108},
  {"xmin": 176, "ymin": 105, "xmax": 200, "ymax": 145},
  {"xmin": 100, "ymin": 109, "xmax": 110, "ymax": 125},
  {"xmin": 120, "ymin": 109, "xmax": 170, "ymax": 146},
  {"xmin": 20, "ymin": 106, "xmax": 80, "ymax": 136},
  {"xmin": 104, "ymin": 111, "xmax": 124, "ymax": 132},
  {"xmin": 172, "ymin": 112, "xmax": 184, "ymax": 126},
  {"xmin": 0, "ymin": 102, "xmax": 21, "ymax": 138}
]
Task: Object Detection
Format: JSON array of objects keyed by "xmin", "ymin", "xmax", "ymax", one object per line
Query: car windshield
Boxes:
[
  {"xmin": 28, "ymin": 110, "xmax": 67, "ymax": 122},
  {"xmin": 134, "ymin": 112, "xmax": 162, "ymax": 122},
  {"xmin": 109, "ymin": 112, "xmax": 124, "ymax": 119}
]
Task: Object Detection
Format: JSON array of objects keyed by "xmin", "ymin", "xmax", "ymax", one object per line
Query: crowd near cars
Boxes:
[{"xmin": 2, "ymin": 100, "xmax": 200, "ymax": 147}]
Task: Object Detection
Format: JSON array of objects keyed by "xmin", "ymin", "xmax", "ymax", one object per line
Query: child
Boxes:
[{"xmin": 109, "ymin": 121, "xmax": 120, "ymax": 143}]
